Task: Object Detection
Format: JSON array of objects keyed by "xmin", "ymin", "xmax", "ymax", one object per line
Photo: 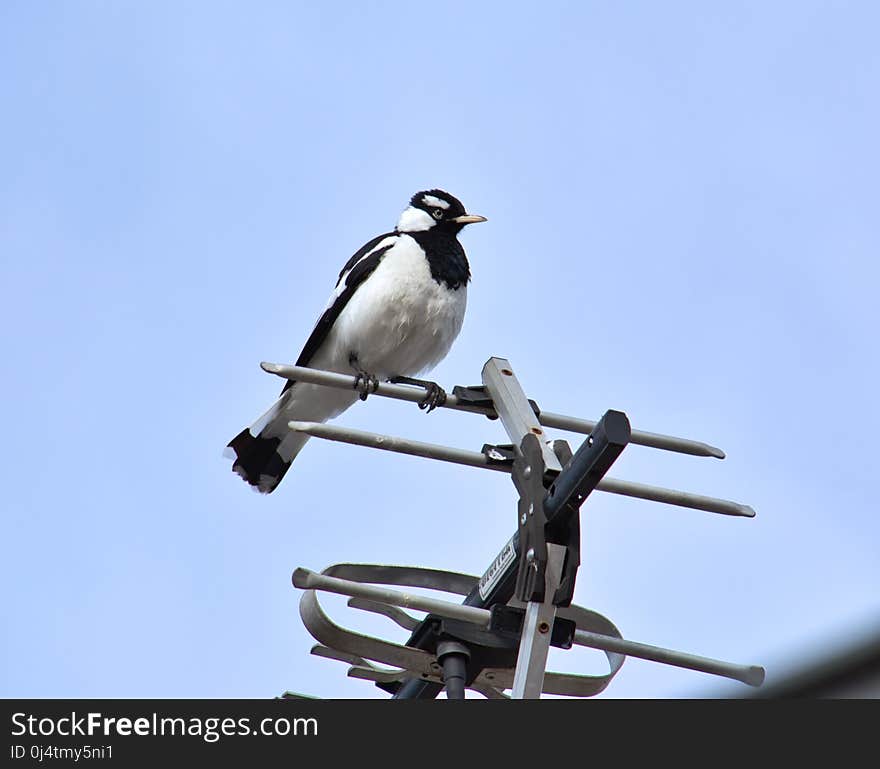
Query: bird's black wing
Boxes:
[{"xmin": 281, "ymin": 232, "xmax": 398, "ymax": 394}]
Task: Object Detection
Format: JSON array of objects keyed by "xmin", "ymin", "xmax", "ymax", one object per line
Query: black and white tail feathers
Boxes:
[
  {"xmin": 227, "ymin": 428, "xmax": 290, "ymax": 494},
  {"xmin": 226, "ymin": 376, "xmax": 361, "ymax": 493}
]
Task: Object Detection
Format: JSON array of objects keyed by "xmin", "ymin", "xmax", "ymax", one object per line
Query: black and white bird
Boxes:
[{"xmin": 226, "ymin": 189, "xmax": 486, "ymax": 493}]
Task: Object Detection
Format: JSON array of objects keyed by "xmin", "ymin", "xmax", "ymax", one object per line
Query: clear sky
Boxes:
[{"xmin": 2, "ymin": 2, "xmax": 878, "ymax": 698}]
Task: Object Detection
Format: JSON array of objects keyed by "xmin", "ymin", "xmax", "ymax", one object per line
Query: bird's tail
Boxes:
[
  {"xmin": 225, "ymin": 393, "xmax": 310, "ymax": 494},
  {"xmin": 226, "ymin": 426, "xmax": 308, "ymax": 494},
  {"xmin": 226, "ymin": 381, "xmax": 360, "ymax": 493}
]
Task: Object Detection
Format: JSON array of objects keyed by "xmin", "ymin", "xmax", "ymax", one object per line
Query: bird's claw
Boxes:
[
  {"xmin": 418, "ymin": 382, "xmax": 447, "ymax": 413},
  {"xmin": 353, "ymin": 371, "xmax": 380, "ymax": 401},
  {"xmin": 388, "ymin": 375, "xmax": 448, "ymax": 413}
]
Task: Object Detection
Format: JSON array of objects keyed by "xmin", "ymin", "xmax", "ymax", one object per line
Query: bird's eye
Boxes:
[{"xmin": 432, "ymin": 208, "xmax": 443, "ymax": 219}]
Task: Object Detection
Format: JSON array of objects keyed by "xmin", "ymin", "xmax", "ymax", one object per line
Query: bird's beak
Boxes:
[{"xmin": 451, "ymin": 214, "xmax": 488, "ymax": 224}]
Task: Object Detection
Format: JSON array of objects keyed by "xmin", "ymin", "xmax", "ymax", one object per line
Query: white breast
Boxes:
[{"xmin": 325, "ymin": 235, "xmax": 467, "ymax": 379}]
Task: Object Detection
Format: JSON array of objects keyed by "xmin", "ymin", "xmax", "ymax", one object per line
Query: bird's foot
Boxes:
[
  {"xmin": 349, "ymin": 352, "xmax": 380, "ymax": 401},
  {"xmin": 390, "ymin": 376, "xmax": 447, "ymax": 413},
  {"xmin": 419, "ymin": 382, "xmax": 447, "ymax": 412},
  {"xmin": 353, "ymin": 371, "xmax": 380, "ymax": 401}
]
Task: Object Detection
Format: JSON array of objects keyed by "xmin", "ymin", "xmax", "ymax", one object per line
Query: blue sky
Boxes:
[{"xmin": 2, "ymin": 1, "xmax": 878, "ymax": 698}]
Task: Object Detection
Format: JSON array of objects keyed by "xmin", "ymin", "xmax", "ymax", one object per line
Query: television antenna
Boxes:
[{"xmin": 263, "ymin": 357, "xmax": 764, "ymax": 698}]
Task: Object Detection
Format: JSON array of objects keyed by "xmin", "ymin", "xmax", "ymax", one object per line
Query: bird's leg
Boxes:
[
  {"xmin": 349, "ymin": 353, "xmax": 379, "ymax": 401},
  {"xmin": 389, "ymin": 375, "xmax": 448, "ymax": 413}
]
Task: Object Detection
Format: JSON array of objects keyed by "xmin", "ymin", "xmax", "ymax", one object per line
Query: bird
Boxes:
[{"xmin": 226, "ymin": 188, "xmax": 487, "ymax": 493}]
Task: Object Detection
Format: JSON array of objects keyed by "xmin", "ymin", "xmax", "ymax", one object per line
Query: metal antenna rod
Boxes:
[
  {"xmin": 261, "ymin": 362, "xmax": 726, "ymax": 459},
  {"xmin": 288, "ymin": 421, "xmax": 756, "ymax": 518},
  {"xmin": 571, "ymin": 630, "xmax": 765, "ymax": 688}
]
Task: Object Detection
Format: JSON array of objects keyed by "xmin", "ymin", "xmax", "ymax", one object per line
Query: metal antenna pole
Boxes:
[
  {"xmin": 511, "ymin": 543, "xmax": 567, "ymax": 698},
  {"xmin": 481, "ymin": 358, "xmax": 587, "ymax": 699}
]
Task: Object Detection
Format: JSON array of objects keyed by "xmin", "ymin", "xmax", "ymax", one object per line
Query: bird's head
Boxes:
[{"xmin": 396, "ymin": 189, "xmax": 487, "ymax": 234}]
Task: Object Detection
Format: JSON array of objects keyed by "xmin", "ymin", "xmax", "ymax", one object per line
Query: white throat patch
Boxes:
[{"xmin": 396, "ymin": 206, "xmax": 435, "ymax": 232}]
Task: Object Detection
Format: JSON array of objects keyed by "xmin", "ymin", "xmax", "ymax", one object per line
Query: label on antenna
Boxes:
[{"xmin": 478, "ymin": 536, "xmax": 516, "ymax": 600}]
